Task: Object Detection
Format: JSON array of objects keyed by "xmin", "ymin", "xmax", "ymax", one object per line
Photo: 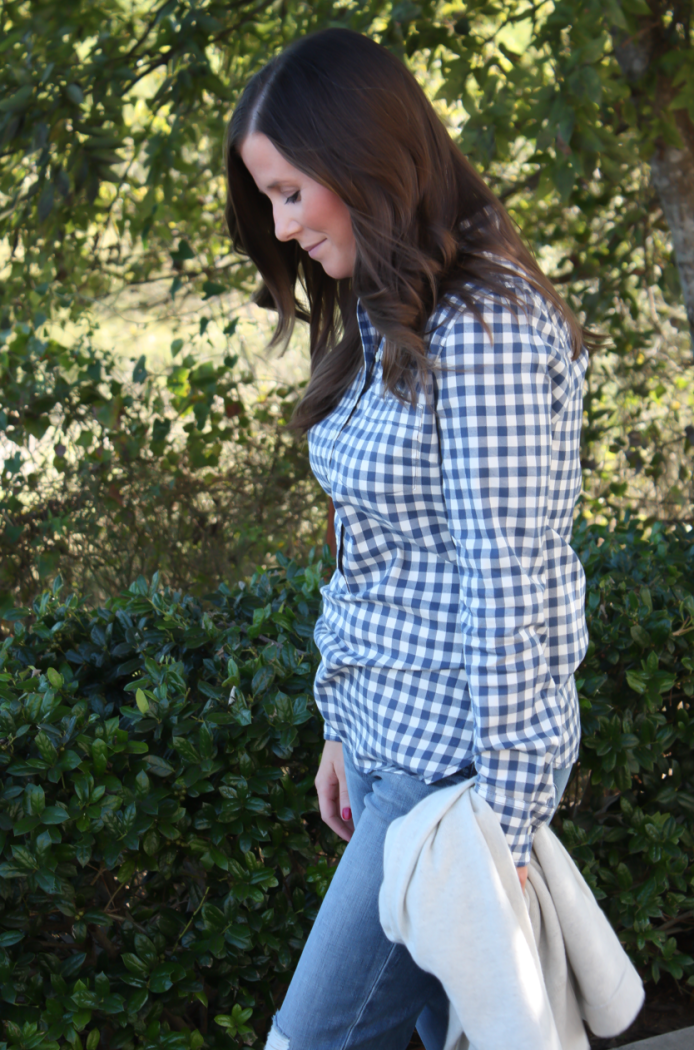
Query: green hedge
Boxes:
[
  {"xmin": 1, "ymin": 520, "xmax": 694, "ymax": 1050},
  {"xmin": 560, "ymin": 518, "xmax": 694, "ymax": 983},
  {"xmin": 0, "ymin": 554, "xmax": 337, "ymax": 1050}
]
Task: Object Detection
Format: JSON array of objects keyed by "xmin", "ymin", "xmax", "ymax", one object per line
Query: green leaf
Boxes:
[
  {"xmin": 215, "ymin": 1005, "xmax": 253, "ymax": 1035},
  {"xmin": 0, "ymin": 931, "xmax": 24, "ymax": 946},
  {"xmin": 142, "ymin": 830, "xmax": 160, "ymax": 856},
  {"xmin": 149, "ymin": 965, "xmax": 174, "ymax": 993},
  {"xmin": 626, "ymin": 670, "xmax": 647, "ymax": 694},
  {"xmin": 135, "ymin": 688, "xmax": 149, "ymax": 714},
  {"xmin": 630, "ymin": 625, "xmax": 651, "ymax": 647},
  {"xmin": 134, "ymin": 770, "xmax": 150, "ymax": 797},
  {"xmin": 66, "ymin": 83, "xmax": 85, "ymax": 105},
  {"xmin": 0, "ymin": 85, "xmax": 33, "ymax": 112},
  {"xmin": 35, "ymin": 732, "xmax": 58, "ymax": 763},
  {"xmin": 117, "ymin": 857, "xmax": 137, "ymax": 884},
  {"xmin": 201, "ymin": 280, "xmax": 227, "ymax": 299},
  {"xmin": 25, "ymin": 783, "xmax": 46, "ymax": 816},
  {"xmin": 171, "ymin": 239, "xmax": 195, "ymax": 264},
  {"xmin": 128, "ymin": 989, "xmax": 149, "ymax": 1013},
  {"xmin": 91, "ymin": 739, "xmax": 108, "ymax": 775},
  {"xmin": 46, "ymin": 667, "xmax": 64, "ymax": 688},
  {"xmin": 122, "ymin": 953, "xmax": 150, "ymax": 975},
  {"xmin": 125, "ymin": 741, "xmax": 148, "ymax": 754},
  {"xmin": 132, "ymin": 355, "xmax": 148, "ymax": 384},
  {"xmin": 13, "ymin": 816, "xmax": 40, "ymax": 834},
  {"xmin": 171, "ymin": 737, "xmax": 199, "ymax": 764},
  {"xmin": 144, "ymin": 756, "xmax": 174, "ymax": 777},
  {"xmin": 41, "ymin": 805, "xmax": 70, "ymax": 825},
  {"xmin": 62, "ymin": 952, "xmax": 87, "ymax": 979}
]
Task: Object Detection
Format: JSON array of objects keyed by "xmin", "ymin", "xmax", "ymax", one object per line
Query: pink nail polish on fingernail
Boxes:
[{"xmin": 342, "ymin": 807, "xmax": 351, "ymax": 821}]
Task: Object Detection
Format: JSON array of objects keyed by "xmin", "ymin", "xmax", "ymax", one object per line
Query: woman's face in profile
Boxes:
[{"xmin": 240, "ymin": 132, "xmax": 356, "ymax": 280}]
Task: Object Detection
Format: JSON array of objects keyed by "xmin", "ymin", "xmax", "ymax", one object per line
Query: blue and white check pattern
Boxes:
[{"xmin": 307, "ymin": 279, "xmax": 589, "ymax": 865}]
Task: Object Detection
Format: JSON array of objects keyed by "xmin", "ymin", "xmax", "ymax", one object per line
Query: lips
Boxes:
[{"xmin": 304, "ymin": 239, "xmax": 326, "ymax": 255}]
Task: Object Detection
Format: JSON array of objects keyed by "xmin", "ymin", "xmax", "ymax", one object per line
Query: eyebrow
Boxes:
[{"xmin": 265, "ymin": 180, "xmax": 297, "ymax": 192}]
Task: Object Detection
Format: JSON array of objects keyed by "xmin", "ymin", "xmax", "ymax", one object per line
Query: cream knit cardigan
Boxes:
[{"xmin": 378, "ymin": 779, "xmax": 644, "ymax": 1050}]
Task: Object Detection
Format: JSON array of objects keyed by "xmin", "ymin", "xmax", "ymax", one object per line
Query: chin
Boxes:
[{"xmin": 321, "ymin": 261, "xmax": 352, "ymax": 280}]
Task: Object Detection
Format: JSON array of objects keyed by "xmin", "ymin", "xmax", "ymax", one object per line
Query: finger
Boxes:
[
  {"xmin": 325, "ymin": 815, "xmax": 352, "ymax": 842},
  {"xmin": 316, "ymin": 771, "xmax": 352, "ymax": 842},
  {"xmin": 338, "ymin": 771, "xmax": 352, "ymax": 827},
  {"xmin": 320, "ymin": 803, "xmax": 353, "ymax": 842}
]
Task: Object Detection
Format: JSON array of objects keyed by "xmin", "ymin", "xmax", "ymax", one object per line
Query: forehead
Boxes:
[{"xmin": 240, "ymin": 132, "xmax": 303, "ymax": 190}]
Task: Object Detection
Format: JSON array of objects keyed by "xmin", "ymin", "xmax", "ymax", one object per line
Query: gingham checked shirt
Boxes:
[{"xmin": 307, "ymin": 278, "xmax": 589, "ymax": 865}]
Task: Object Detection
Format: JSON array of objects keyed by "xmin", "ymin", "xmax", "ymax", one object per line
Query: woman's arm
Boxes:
[
  {"xmin": 435, "ymin": 297, "xmax": 573, "ymax": 870},
  {"xmin": 317, "ymin": 501, "xmax": 348, "ymax": 835}
]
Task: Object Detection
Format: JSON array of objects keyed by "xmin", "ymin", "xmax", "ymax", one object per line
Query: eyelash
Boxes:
[{"xmin": 285, "ymin": 191, "xmax": 300, "ymax": 204}]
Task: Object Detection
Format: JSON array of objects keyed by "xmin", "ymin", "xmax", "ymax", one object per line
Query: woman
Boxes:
[{"xmin": 225, "ymin": 27, "xmax": 591, "ymax": 1050}]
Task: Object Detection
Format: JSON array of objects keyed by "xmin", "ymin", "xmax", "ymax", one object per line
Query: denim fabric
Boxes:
[{"xmin": 268, "ymin": 756, "xmax": 572, "ymax": 1050}]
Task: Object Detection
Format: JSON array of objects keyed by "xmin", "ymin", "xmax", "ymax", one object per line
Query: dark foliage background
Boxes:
[
  {"xmin": 558, "ymin": 519, "xmax": 694, "ymax": 983},
  {"xmin": 0, "ymin": 553, "xmax": 335, "ymax": 1050},
  {"xmin": 2, "ymin": 0, "xmax": 694, "ymax": 613},
  {"xmin": 0, "ymin": 318, "xmax": 324, "ymax": 612},
  {"xmin": 1, "ymin": 520, "xmax": 694, "ymax": 1048}
]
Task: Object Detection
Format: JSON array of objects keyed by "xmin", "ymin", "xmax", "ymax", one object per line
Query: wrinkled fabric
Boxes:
[
  {"xmin": 308, "ymin": 280, "xmax": 589, "ymax": 863},
  {"xmin": 379, "ymin": 778, "xmax": 644, "ymax": 1050}
]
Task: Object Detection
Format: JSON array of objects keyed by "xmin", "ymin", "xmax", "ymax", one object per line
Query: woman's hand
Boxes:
[
  {"xmin": 315, "ymin": 741, "xmax": 354, "ymax": 842},
  {"xmin": 517, "ymin": 865, "xmax": 528, "ymax": 891}
]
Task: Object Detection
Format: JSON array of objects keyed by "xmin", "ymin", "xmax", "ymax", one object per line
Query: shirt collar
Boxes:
[{"xmin": 357, "ymin": 295, "xmax": 461, "ymax": 367}]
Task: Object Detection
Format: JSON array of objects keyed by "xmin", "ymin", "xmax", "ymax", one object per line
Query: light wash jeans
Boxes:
[{"xmin": 266, "ymin": 752, "xmax": 572, "ymax": 1050}]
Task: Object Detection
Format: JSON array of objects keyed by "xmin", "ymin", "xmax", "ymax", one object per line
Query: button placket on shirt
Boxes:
[
  {"xmin": 324, "ymin": 333, "xmax": 382, "ymax": 576},
  {"xmin": 326, "ymin": 337, "xmax": 382, "ymax": 475}
]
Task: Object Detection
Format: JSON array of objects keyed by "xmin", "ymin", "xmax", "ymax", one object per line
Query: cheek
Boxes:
[
  {"xmin": 313, "ymin": 188, "xmax": 353, "ymax": 245},
  {"xmin": 336, "ymin": 211, "xmax": 355, "ymax": 248}
]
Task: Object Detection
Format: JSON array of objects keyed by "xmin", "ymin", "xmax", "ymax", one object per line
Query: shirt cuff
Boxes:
[
  {"xmin": 323, "ymin": 724, "xmax": 342, "ymax": 742},
  {"xmin": 473, "ymin": 782, "xmax": 536, "ymax": 866}
]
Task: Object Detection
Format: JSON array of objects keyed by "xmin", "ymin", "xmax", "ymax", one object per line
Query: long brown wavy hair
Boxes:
[{"xmin": 225, "ymin": 28, "xmax": 591, "ymax": 433}]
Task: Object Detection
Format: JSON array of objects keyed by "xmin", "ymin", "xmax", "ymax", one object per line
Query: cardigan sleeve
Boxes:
[{"xmin": 434, "ymin": 297, "xmax": 571, "ymax": 865}]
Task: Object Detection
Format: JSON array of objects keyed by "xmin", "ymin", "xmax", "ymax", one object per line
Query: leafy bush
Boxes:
[
  {"xmin": 0, "ymin": 552, "xmax": 337, "ymax": 1050},
  {"xmin": 3, "ymin": 0, "xmax": 694, "ymax": 622},
  {"xmin": 559, "ymin": 518, "xmax": 694, "ymax": 983},
  {"xmin": 0, "ymin": 315, "xmax": 325, "ymax": 612},
  {"xmin": 2, "ymin": 520, "xmax": 694, "ymax": 1049}
]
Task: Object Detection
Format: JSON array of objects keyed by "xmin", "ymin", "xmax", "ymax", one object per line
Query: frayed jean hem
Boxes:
[{"xmin": 265, "ymin": 1016, "xmax": 291, "ymax": 1050}]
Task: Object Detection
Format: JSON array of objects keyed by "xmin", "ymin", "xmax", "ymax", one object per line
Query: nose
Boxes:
[{"xmin": 273, "ymin": 203, "xmax": 301, "ymax": 243}]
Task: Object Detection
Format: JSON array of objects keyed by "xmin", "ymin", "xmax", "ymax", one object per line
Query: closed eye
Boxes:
[{"xmin": 285, "ymin": 190, "xmax": 300, "ymax": 204}]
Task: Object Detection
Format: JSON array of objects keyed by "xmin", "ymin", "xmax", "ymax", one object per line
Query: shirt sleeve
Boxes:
[{"xmin": 434, "ymin": 295, "xmax": 568, "ymax": 866}]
